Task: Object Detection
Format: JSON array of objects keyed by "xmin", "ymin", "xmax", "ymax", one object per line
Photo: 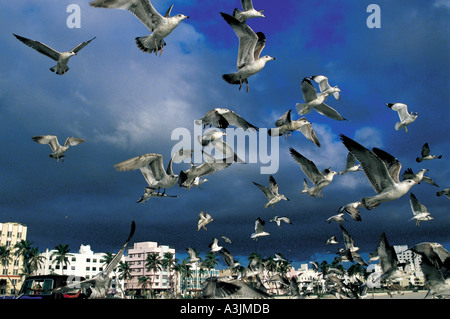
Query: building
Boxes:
[
  {"xmin": 125, "ymin": 241, "xmax": 176, "ymax": 297},
  {"xmin": 35, "ymin": 244, "xmax": 125, "ymax": 297},
  {"xmin": 0, "ymin": 222, "xmax": 27, "ymax": 295},
  {"xmin": 184, "ymin": 263, "xmax": 220, "ymax": 296}
]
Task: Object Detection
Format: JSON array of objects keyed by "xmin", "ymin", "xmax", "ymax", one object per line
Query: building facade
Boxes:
[
  {"xmin": 125, "ymin": 241, "xmax": 176, "ymax": 297},
  {"xmin": 0, "ymin": 222, "xmax": 27, "ymax": 295},
  {"xmin": 35, "ymin": 244, "xmax": 125, "ymax": 297}
]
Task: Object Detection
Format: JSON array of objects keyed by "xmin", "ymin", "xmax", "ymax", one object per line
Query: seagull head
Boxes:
[{"xmin": 257, "ymin": 10, "xmax": 266, "ymax": 18}]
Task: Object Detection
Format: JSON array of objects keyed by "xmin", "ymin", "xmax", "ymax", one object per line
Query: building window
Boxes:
[
  {"xmin": 86, "ymin": 258, "xmax": 91, "ymax": 263},
  {"xmin": 86, "ymin": 267, "xmax": 90, "ymax": 271},
  {"xmin": 93, "ymin": 259, "xmax": 97, "ymax": 263},
  {"xmin": 7, "ymin": 231, "xmax": 12, "ymax": 238},
  {"xmin": 17, "ymin": 233, "xmax": 22, "ymax": 239}
]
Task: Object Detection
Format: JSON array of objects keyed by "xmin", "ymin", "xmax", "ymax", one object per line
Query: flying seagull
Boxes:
[
  {"xmin": 136, "ymin": 187, "xmax": 179, "ymax": 203},
  {"xmin": 32, "ymin": 135, "xmax": 85, "ymax": 162},
  {"xmin": 326, "ymin": 236, "xmax": 338, "ymax": 245},
  {"xmin": 289, "ymin": 147, "xmax": 339, "ymax": 197},
  {"xmin": 208, "ymin": 237, "xmax": 223, "ymax": 253},
  {"xmin": 219, "ymin": 248, "xmax": 241, "ymax": 270},
  {"xmin": 52, "ymin": 221, "xmax": 136, "ymax": 298},
  {"xmin": 196, "ymin": 108, "xmax": 258, "ymax": 131},
  {"xmin": 296, "ymin": 77, "xmax": 346, "ymax": 121},
  {"xmin": 437, "ymin": 188, "xmax": 450, "ymax": 199},
  {"xmin": 197, "ymin": 211, "xmax": 214, "ymax": 231},
  {"xmin": 340, "ymin": 152, "xmax": 362, "ymax": 175},
  {"xmin": 253, "ymin": 175, "xmax": 289, "ymax": 208},
  {"xmin": 199, "ymin": 276, "xmax": 270, "ymax": 299},
  {"xmin": 377, "ymin": 232, "xmax": 408, "ymax": 283},
  {"xmin": 268, "ymin": 109, "xmax": 321, "ymax": 147},
  {"xmin": 402, "ymin": 168, "xmax": 439, "ymax": 188},
  {"xmin": 409, "ymin": 193, "xmax": 433, "ymax": 226},
  {"xmin": 198, "ymin": 129, "xmax": 244, "ymax": 163},
  {"xmin": 269, "ymin": 216, "xmax": 292, "ymax": 227},
  {"xmin": 186, "ymin": 247, "xmax": 201, "ymax": 264},
  {"xmin": 251, "ymin": 217, "xmax": 270, "ymax": 241},
  {"xmin": 340, "ymin": 134, "xmax": 418, "ymax": 209},
  {"xmin": 220, "ymin": 12, "xmax": 275, "ymax": 92},
  {"xmin": 114, "ymin": 153, "xmax": 178, "ymax": 197},
  {"xmin": 337, "ymin": 201, "xmax": 362, "ymax": 222},
  {"xmin": 416, "ymin": 143, "xmax": 442, "ymax": 162},
  {"xmin": 89, "ymin": 0, "xmax": 188, "ymax": 55},
  {"xmin": 221, "ymin": 236, "xmax": 232, "ymax": 244},
  {"xmin": 233, "ymin": 0, "xmax": 265, "ymax": 23},
  {"xmin": 310, "ymin": 75, "xmax": 341, "ymax": 100},
  {"xmin": 13, "ymin": 34, "xmax": 95, "ymax": 75},
  {"xmin": 327, "ymin": 213, "xmax": 346, "ymax": 224},
  {"xmin": 386, "ymin": 103, "xmax": 417, "ymax": 132}
]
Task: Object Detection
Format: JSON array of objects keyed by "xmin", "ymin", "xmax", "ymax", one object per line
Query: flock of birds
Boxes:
[{"xmin": 11, "ymin": 0, "xmax": 449, "ymax": 299}]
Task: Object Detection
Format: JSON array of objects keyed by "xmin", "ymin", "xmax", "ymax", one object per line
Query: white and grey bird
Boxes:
[
  {"xmin": 13, "ymin": 34, "xmax": 95, "ymax": 75},
  {"xmin": 437, "ymin": 188, "xmax": 450, "ymax": 199},
  {"xmin": 337, "ymin": 201, "xmax": 362, "ymax": 222},
  {"xmin": 340, "ymin": 152, "xmax": 362, "ymax": 175},
  {"xmin": 326, "ymin": 236, "xmax": 339, "ymax": 245},
  {"xmin": 416, "ymin": 143, "xmax": 442, "ymax": 162},
  {"xmin": 327, "ymin": 213, "xmax": 346, "ymax": 224},
  {"xmin": 219, "ymin": 248, "xmax": 241, "ymax": 269},
  {"xmin": 208, "ymin": 237, "xmax": 223, "ymax": 253},
  {"xmin": 340, "ymin": 225, "xmax": 359, "ymax": 253},
  {"xmin": 268, "ymin": 109, "xmax": 321, "ymax": 147},
  {"xmin": 198, "ymin": 129, "xmax": 244, "ymax": 163},
  {"xmin": 296, "ymin": 78, "xmax": 346, "ymax": 121},
  {"xmin": 186, "ymin": 247, "xmax": 201, "ymax": 264},
  {"xmin": 409, "ymin": 193, "xmax": 433, "ymax": 226},
  {"xmin": 402, "ymin": 168, "xmax": 439, "ymax": 188},
  {"xmin": 199, "ymin": 276, "xmax": 270, "ymax": 299},
  {"xmin": 89, "ymin": 0, "xmax": 188, "ymax": 55},
  {"xmin": 136, "ymin": 187, "xmax": 179, "ymax": 203},
  {"xmin": 196, "ymin": 108, "xmax": 259, "ymax": 131},
  {"xmin": 377, "ymin": 232, "xmax": 408, "ymax": 283},
  {"xmin": 221, "ymin": 236, "xmax": 232, "ymax": 244},
  {"xmin": 310, "ymin": 75, "xmax": 341, "ymax": 100},
  {"xmin": 253, "ymin": 175, "xmax": 289, "ymax": 208},
  {"xmin": 197, "ymin": 211, "xmax": 214, "ymax": 231},
  {"xmin": 340, "ymin": 134, "xmax": 418, "ymax": 209},
  {"xmin": 114, "ymin": 153, "xmax": 178, "ymax": 197},
  {"xmin": 52, "ymin": 221, "xmax": 135, "ymax": 298},
  {"xmin": 32, "ymin": 135, "xmax": 85, "ymax": 162},
  {"xmin": 251, "ymin": 217, "xmax": 270, "ymax": 241},
  {"xmin": 220, "ymin": 12, "xmax": 275, "ymax": 92},
  {"xmin": 386, "ymin": 103, "xmax": 417, "ymax": 132},
  {"xmin": 289, "ymin": 147, "xmax": 339, "ymax": 198},
  {"xmin": 269, "ymin": 216, "xmax": 292, "ymax": 227},
  {"xmin": 233, "ymin": 0, "xmax": 265, "ymax": 22}
]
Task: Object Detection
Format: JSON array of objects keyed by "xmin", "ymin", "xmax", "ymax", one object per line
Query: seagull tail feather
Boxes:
[
  {"xmin": 222, "ymin": 73, "xmax": 241, "ymax": 85},
  {"xmin": 135, "ymin": 36, "xmax": 166, "ymax": 54}
]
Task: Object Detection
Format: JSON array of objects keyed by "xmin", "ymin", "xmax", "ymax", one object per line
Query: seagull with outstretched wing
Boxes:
[
  {"xmin": 233, "ymin": 0, "xmax": 265, "ymax": 22},
  {"xmin": 32, "ymin": 135, "xmax": 85, "ymax": 162}
]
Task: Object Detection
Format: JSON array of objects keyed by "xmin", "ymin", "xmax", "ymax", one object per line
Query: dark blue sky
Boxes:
[{"xmin": 0, "ymin": 0, "xmax": 448, "ymax": 268}]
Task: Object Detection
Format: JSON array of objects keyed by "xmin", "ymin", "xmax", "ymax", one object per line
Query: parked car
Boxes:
[{"xmin": 17, "ymin": 275, "xmax": 91, "ymax": 299}]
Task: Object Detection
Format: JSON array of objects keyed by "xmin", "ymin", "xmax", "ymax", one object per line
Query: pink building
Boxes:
[{"xmin": 125, "ymin": 241, "xmax": 176, "ymax": 297}]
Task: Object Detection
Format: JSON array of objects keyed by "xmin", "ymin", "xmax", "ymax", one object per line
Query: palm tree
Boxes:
[
  {"xmin": 161, "ymin": 252, "xmax": 177, "ymax": 295},
  {"xmin": 13, "ymin": 240, "xmax": 32, "ymax": 265},
  {"xmin": 118, "ymin": 260, "xmax": 132, "ymax": 296},
  {"xmin": 179, "ymin": 258, "xmax": 193, "ymax": 296},
  {"xmin": 50, "ymin": 244, "xmax": 73, "ymax": 275},
  {"xmin": 202, "ymin": 252, "xmax": 219, "ymax": 278},
  {"xmin": 145, "ymin": 252, "xmax": 162, "ymax": 298},
  {"xmin": 137, "ymin": 276, "xmax": 150, "ymax": 298},
  {"xmin": 0, "ymin": 245, "xmax": 13, "ymax": 292},
  {"xmin": 24, "ymin": 247, "xmax": 46, "ymax": 276}
]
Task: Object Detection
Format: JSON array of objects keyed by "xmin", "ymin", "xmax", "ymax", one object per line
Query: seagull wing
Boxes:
[
  {"xmin": 13, "ymin": 34, "xmax": 60, "ymax": 61},
  {"xmin": 70, "ymin": 37, "xmax": 96, "ymax": 53},
  {"xmin": 253, "ymin": 32, "xmax": 266, "ymax": 60},
  {"xmin": 255, "ymin": 217, "xmax": 265, "ymax": 233},
  {"xmin": 89, "ymin": 0, "xmax": 163, "ymax": 32},
  {"xmin": 220, "ymin": 12, "xmax": 258, "ymax": 69},
  {"xmin": 345, "ymin": 152, "xmax": 357, "ymax": 169},
  {"xmin": 421, "ymin": 143, "xmax": 431, "ymax": 157},
  {"xmin": 269, "ymin": 175, "xmax": 279, "ymax": 195},
  {"xmin": 219, "ymin": 109, "xmax": 259, "ymax": 131},
  {"xmin": 253, "ymin": 182, "xmax": 273, "ymax": 200},
  {"xmin": 219, "ymin": 248, "xmax": 235, "ymax": 267},
  {"xmin": 289, "ymin": 147, "xmax": 323, "ymax": 184},
  {"xmin": 313, "ymin": 102, "xmax": 346, "ymax": 121},
  {"xmin": 114, "ymin": 153, "xmax": 162, "ymax": 171},
  {"xmin": 410, "ymin": 193, "xmax": 427, "ymax": 215},
  {"xmin": 340, "ymin": 225, "xmax": 355, "ymax": 251},
  {"xmin": 372, "ymin": 147, "xmax": 402, "ymax": 183},
  {"xmin": 311, "ymin": 75, "xmax": 332, "ymax": 92},
  {"xmin": 340, "ymin": 134, "xmax": 395, "ymax": 194},
  {"xmin": 241, "ymin": 0, "xmax": 255, "ymax": 11},
  {"xmin": 301, "ymin": 78, "xmax": 318, "ymax": 103},
  {"xmin": 64, "ymin": 137, "xmax": 86, "ymax": 147},
  {"xmin": 275, "ymin": 109, "xmax": 292, "ymax": 127},
  {"xmin": 387, "ymin": 103, "xmax": 409, "ymax": 121},
  {"xmin": 377, "ymin": 233, "xmax": 399, "ymax": 274},
  {"xmin": 32, "ymin": 135, "xmax": 60, "ymax": 152},
  {"xmin": 296, "ymin": 118, "xmax": 321, "ymax": 147}
]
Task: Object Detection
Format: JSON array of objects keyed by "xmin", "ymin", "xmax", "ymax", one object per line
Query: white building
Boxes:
[{"xmin": 35, "ymin": 244, "xmax": 125, "ymax": 296}]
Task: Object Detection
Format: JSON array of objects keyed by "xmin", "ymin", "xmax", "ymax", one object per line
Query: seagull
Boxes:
[
  {"xmin": 274, "ymin": 253, "xmax": 289, "ymax": 263},
  {"xmin": 114, "ymin": 153, "xmax": 178, "ymax": 196},
  {"xmin": 289, "ymin": 147, "xmax": 339, "ymax": 197},
  {"xmin": 337, "ymin": 201, "xmax": 362, "ymax": 222},
  {"xmin": 253, "ymin": 175, "xmax": 289, "ymax": 208},
  {"xmin": 199, "ymin": 276, "xmax": 270, "ymax": 299},
  {"xmin": 198, "ymin": 129, "xmax": 244, "ymax": 163},
  {"xmin": 196, "ymin": 108, "xmax": 259, "ymax": 131},
  {"xmin": 340, "ymin": 152, "xmax": 362, "ymax": 175},
  {"xmin": 220, "ymin": 12, "xmax": 275, "ymax": 92},
  {"xmin": 327, "ymin": 213, "xmax": 346, "ymax": 224},
  {"xmin": 136, "ymin": 187, "xmax": 179, "ymax": 203},
  {"xmin": 13, "ymin": 34, "xmax": 95, "ymax": 75},
  {"xmin": 191, "ymin": 176, "xmax": 209, "ymax": 189},
  {"xmin": 269, "ymin": 216, "xmax": 292, "ymax": 227},
  {"xmin": 178, "ymin": 152, "xmax": 233, "ymax": 189},
  {"xmin": 340, "ymin": 134, "xmax": 418, "ymax": 209},
  {"xmin": 221, "ymin": 236, "xmax": 232, "ymax": 244},
  {"xmin": 377, "ymin": 232, "xmax": 408, "ymax": 283},
  {"xmin": 52, "ymin": 221, "xmax": 135, "ymax": 298},
  {"xmin": 208, "ymin": 237, "xmax": 223, "ymax": 253},
  {"xmin": 219, "ymin": 248, "xmax": 241, "ymax": 269},
  {"xmin": 410, "ymin": 243, "xmax": 450, "ymax": 299},
  {"xmin": 197, "ymin": 211, "xmax": 214, "ymax": 231},
  {"xmin": 186, "ymin": 247, "xmax": 201, "ymax": 264},
  {"xmin": 402, "ymin": 168, "xmax": 439, "ymax": 187},
  {"xmin": 309, "ymin": 75, "xmax": 341, "ymax": 100},
  {"xmin": 416, "ymin": 143, "xmax": 442, "ymax": 162},
  {"xmin": 233, "ymin": 0, "xmax": 265, "ymax": 23},
  {"xmin": 268, "ymin": 109, "xmax": 321, "ymax": 147},
  {"xmin": 296, "ymin": 78, "xmax": 346, "ymax": 121},
  {"xmin": 386, "ymin": 103, "xmax": 417, "ymax": 132},
  {"xmin": 32, "ymin": 135, "xmax": 85, "ymax": 162},
  {"xmin": 340, "ymin": 225, "xmax": 359, "ymax": 253},
  {"xmin": 326, "ymin": 236, "xmax": 339, "ymax": 245},
  {"xmin": 409, "ymin": 193, "xmax": 433, "ymax": 226},
  {"xmin": 251, "ymin": 217, "xmax": 270, "ymax": 241},
  {"xmin": 89, "ymin": 0, "xmax": 188, "ymax": 55},
  {"xmin": 437, "ymin": 189, "xmax": 450, "ymax": 199}
]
